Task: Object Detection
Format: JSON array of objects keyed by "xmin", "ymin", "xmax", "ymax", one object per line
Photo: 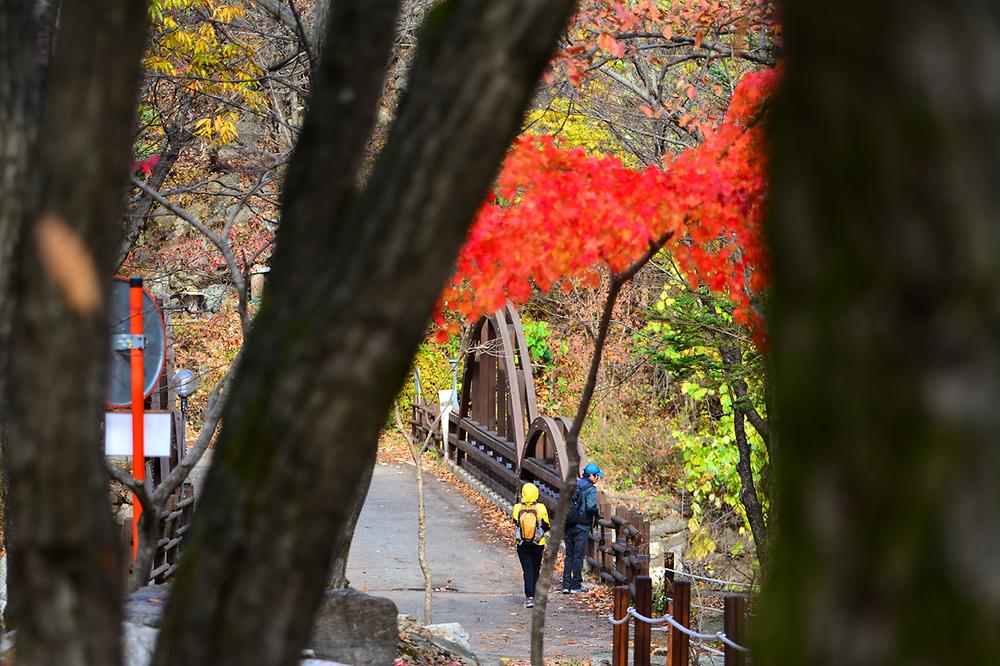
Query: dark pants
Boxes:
[
  {"xmin": 517, "ymin": 542, "xmax": 544, "ymax": 598},
  {"xmin": 562, "ymin": 528, "xmax": 588, "ymax": 590}
]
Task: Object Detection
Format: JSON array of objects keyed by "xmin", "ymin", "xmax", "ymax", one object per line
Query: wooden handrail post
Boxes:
[
  {"xmin": 724, "ymin": 593, "xmax": 747, "ymax": 666},
  {"xmin": 613, "ymin": 585, "xmax": 630, "ymax": 666},
  {"xmin": 669, "ymin": 580, "xmax": 690, "ymax": 666},
  {"xmin": 633, "ymin": 575, "xmax": 652, "ymax": 666}
]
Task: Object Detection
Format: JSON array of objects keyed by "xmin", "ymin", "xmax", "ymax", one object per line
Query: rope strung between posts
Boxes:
[
  {"xmin": 662, "ymin": 596, "xmax": 726, "ymax": 614},
  {"xmin": 662, "ymin": 566, "xmax": 758, "ymax": 589},
  {"xmin": 607, "ymin": 611, "xmax": 631, "ymax": 625},
  {"xmin": 604, "ymin": 607, "xmax": 751, "ymax": 653}
]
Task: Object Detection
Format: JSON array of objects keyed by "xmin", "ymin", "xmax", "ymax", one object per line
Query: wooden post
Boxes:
[
  {"xmin": 641, "ymin": 514, "xmax": 650, "ymax": 576},
  {"xmin": 613, "ymin": 585, "xmax": 630, "ymax": 666},
  {"xmin": 664, "ymin": 552, "xmax": 674, "ymax": 664},
  {"xmin": 602, "ymin": 499, "xmax": 613, "ymax": 570},
  {"xmin": 724, "ymin": 594, "xmax": 747, "ymax": 666},
  {"xmin": 669, "ymin": 580, "xmax": 690, "ymax": 666},
  {"xmin": 633, "ymin": 575, "xmax": 652, "ymax": 666}
]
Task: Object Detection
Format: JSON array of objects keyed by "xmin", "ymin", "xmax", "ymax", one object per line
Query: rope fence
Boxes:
[
  {"xmin": 606, "ymin": 577, "xmax": 750, "ymax": 666},
  {"xmin": 627, "ymin": 607, "xmax": 750, "ymax": 652},
  {"xmin": 661, "ymin": 565, "xmax": 759, "ymax": 590}
]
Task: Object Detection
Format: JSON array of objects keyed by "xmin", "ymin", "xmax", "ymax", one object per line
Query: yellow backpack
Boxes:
[{"xmin": 518, "ymin": 505, "xmax": 540, "ymax": 543}]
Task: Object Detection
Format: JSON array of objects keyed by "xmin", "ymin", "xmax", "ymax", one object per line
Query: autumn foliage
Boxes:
[{"xmin": 437, "ymin": 68, "xmax": 778, "ymax": 341}]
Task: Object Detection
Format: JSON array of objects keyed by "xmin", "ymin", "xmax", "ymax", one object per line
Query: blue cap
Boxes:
[{"xmin": 584, "ymin": 463, "xmax": 604, "ymax": 478}]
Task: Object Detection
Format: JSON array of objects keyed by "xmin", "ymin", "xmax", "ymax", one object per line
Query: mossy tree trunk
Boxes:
[
  {"xmin": 151, "ymin": 2, "xmax": 575, "ymax": 665},
  {"xmin": 0, "ymin": 0, "xmax": 148, "ymax": 663},
  {"xmin": 759, "ymin": 2, "xmax": 1000, "ymax": 663}
]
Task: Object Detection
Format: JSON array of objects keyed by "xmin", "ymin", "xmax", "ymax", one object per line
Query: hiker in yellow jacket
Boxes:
[{"xmin": 512, "ymin": 482, "xmax": 550, "ymax": 608}]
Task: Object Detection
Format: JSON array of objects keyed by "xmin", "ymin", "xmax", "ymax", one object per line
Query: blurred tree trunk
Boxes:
[
  {"xmin": 760, "ymin": 1, "xmax": 1000, "ymax": 663},
  {"xmin": 151, "ymin": 1, "xmax": 575, "ymax": 665},
  {"xmin": 0, "ymin": 0, "xmax": 37, "ymax": 630},
  {"xmin": 0, "ymin": 0, "xmax": 148, "ymax": 663}
]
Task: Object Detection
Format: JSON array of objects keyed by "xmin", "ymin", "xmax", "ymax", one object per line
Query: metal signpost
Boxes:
[{"xmin": 107, "ymin": 277, "xmax": 167, "ymax": 560}]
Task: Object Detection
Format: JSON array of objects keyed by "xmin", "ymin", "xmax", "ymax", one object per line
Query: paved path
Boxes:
[{"xmin": 348, "ymin": 463, "xmax": 610, "ymax": 664}]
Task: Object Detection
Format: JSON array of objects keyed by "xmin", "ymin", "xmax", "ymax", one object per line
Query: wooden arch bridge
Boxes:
[
  {"xmin": 412, "ymin": 303, "xmax": 649, "ymax": 587},
  {"xmin": 414, "ymin": 303, "xmax": 586, "ymax": 510}
]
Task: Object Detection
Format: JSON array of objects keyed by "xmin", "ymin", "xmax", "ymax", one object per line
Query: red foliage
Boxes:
[
  {"xmin": 555, "ymin": 0, "xmax": 780, "ymax": 84},
  {"xmin": 132, "ymin": 154, "xmax": 160, "ymax": 176},
  {"xmin": 436, "ymin": 69, "xmax": 778, "ymax": 344}
]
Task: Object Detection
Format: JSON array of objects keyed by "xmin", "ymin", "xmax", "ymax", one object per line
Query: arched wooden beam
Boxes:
[
  {"xmin": 505, "ymin": 303, "xmax": 539, "ymax": 423},
  {"xmin": 522, "ymin": 415, "xmax": 587, "ymax": 483},
  {"xmin": 493, "ymin": 309, "xmax": 527, "ymax": 459},
  {"xmin": 553, "ymin": 415, "xmax": 588, "ymax": 472},
  {"xmin": 459, "ymin": 306, "xmax": 535, "ymax": 457}
]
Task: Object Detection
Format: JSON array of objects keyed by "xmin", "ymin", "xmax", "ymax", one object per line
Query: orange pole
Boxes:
[{"xmin": 129, "ymin": 277, "xmax": 145, "ymax": 561}]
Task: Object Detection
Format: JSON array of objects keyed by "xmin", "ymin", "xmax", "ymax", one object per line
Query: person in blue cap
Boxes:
[{"xmin": 562, "ymin": 462, "xmax": 603, "ymax": 593}]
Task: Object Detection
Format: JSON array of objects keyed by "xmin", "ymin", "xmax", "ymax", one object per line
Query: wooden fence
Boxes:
[
  {"xmin": 589, "ymin": 504, "xmax": 650, "ymax": 595},
  {"xmin": 611, "ymin": 575, "xmax": 750, "ymax": 666}
]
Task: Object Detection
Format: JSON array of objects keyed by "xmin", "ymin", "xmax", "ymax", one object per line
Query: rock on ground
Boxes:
[
  {"xmin": 311, "ymin": 588, "xmax": 399, "ymax": 666},
  {"xmin": 397, "ymin": 614, "xmax": 479, "ymax": 665}
]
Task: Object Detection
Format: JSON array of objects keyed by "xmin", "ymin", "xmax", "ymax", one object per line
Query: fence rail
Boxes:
[
  {"xmin": 120, "ymin": 482, "xmax": 195, "ymax": 586},
  {"xmin": 609, "ymin": 577, "xmax": 750, "ymax": 666}
]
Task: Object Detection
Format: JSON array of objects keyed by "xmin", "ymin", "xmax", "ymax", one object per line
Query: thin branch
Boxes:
[
  {"xmin": 531, "ymin": 231, "xmax": 674, "ymax": 663},
  {"xmin": 130, "ymin": 176, "xmax": 251, "ymax": 337},
  {"xmin": 105, "ymin": 462, "xmax": 157, "ymax": 519}
]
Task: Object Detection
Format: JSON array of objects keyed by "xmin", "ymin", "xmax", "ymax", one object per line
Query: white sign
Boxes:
[
  {"xmin": 439, "ymin": 389, "xmax": 453, "ymax": 457},
  {"xmin": 104, "ymin": 411, "xmax": 172, "ymax": 457}
]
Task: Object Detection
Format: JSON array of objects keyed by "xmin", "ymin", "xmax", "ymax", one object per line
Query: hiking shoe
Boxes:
[
  {"xmin": 561, "ymin": 588, "xmax": 571, "ymax": 594},
  {"xmin": 524, "ymin": 597, "xmax": 534, "ymax": 608},
  {"xmin": 569, "ymin": 587, "xmax": 586, "ymax": 594}
]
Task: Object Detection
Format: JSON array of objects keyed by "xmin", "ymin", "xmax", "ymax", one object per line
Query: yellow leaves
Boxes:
[
  {"xmin": 143, "ymin": 56, "xmax": 175, "ymax": 75},
  {"xmin": 36, "ymin": 214, "xmax": 102, "ymax": 313},
  {"xmin": 211, "ymin": 4, "xmax": 244, "ymax": 22},
  {"xmin": 194, "ymin": 112, "xmax": 239, "ymax": 144}
]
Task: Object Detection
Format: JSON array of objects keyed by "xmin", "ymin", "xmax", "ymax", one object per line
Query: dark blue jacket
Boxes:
[{"xmin": 572, "ymin": 477, "xmax": 599, "ymax": 532}]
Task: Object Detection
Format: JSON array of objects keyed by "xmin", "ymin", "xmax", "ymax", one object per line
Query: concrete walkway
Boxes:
[{"xmin": 347, "ymin": 463, "xmax": 610, "ymax": 664}]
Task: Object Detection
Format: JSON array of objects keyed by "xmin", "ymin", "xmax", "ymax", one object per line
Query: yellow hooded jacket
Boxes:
[{"xmin": 512, "ymin": 482, "xmax": 550, "ymax": 545}]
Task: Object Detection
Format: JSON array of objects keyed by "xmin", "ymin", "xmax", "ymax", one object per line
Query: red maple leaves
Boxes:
[
  {"xmin": 436, "ymin": 69, "xmax": 779, "ymax": 344},
  {"xmin": 132, "ymin": 154, "xmax": 160, "ymax": 176}
]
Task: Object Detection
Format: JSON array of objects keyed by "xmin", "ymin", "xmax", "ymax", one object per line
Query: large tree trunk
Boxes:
[
  {"xmin": 0, "ymin": 0, "xmax": 38, "ymax": 392},
  {"xmin": 152, "ymin": 2, "xmax": 575, "ymax": 665},
  {"xmin": 0, "ymin": 0, "xmax": 39, "ymax": 629},
  {"xmin": 1, "ymin": 0, "xmax": 148, "ymax": 662},
  {"xmin": 759, "ymin": 2, "xmax": 1000, "ymax": 663}
]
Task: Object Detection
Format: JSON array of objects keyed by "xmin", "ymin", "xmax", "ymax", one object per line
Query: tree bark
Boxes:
[
  {"xmin": 2, "ymin": 0, "xmax": 148, "ymax": 662},
  {"xmin": 759, "ymin": 2, "xmax": 1000, "ymax": 663},
  {"xmin": 0, "ymin": 0, "xmax": 40, "ymax": 631},
  {"xmin": 325, "ymin": 452, "xmax": 375, "ymax": 589},
  {"xmin": 152, "ymin": 2, "xmax": 575, "ymax": 665},
  {"xmin": 719, "ymin": 344, "xmax": 768, "ymax": 567},
  {"xmin": 0, "ymin": 0, "xmax": 39, "ymax": 388}
]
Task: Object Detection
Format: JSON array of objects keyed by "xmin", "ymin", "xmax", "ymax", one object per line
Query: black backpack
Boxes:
[{"xmin": 566, "ymin": 485, "xmax": 588, "ymax": 527}]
